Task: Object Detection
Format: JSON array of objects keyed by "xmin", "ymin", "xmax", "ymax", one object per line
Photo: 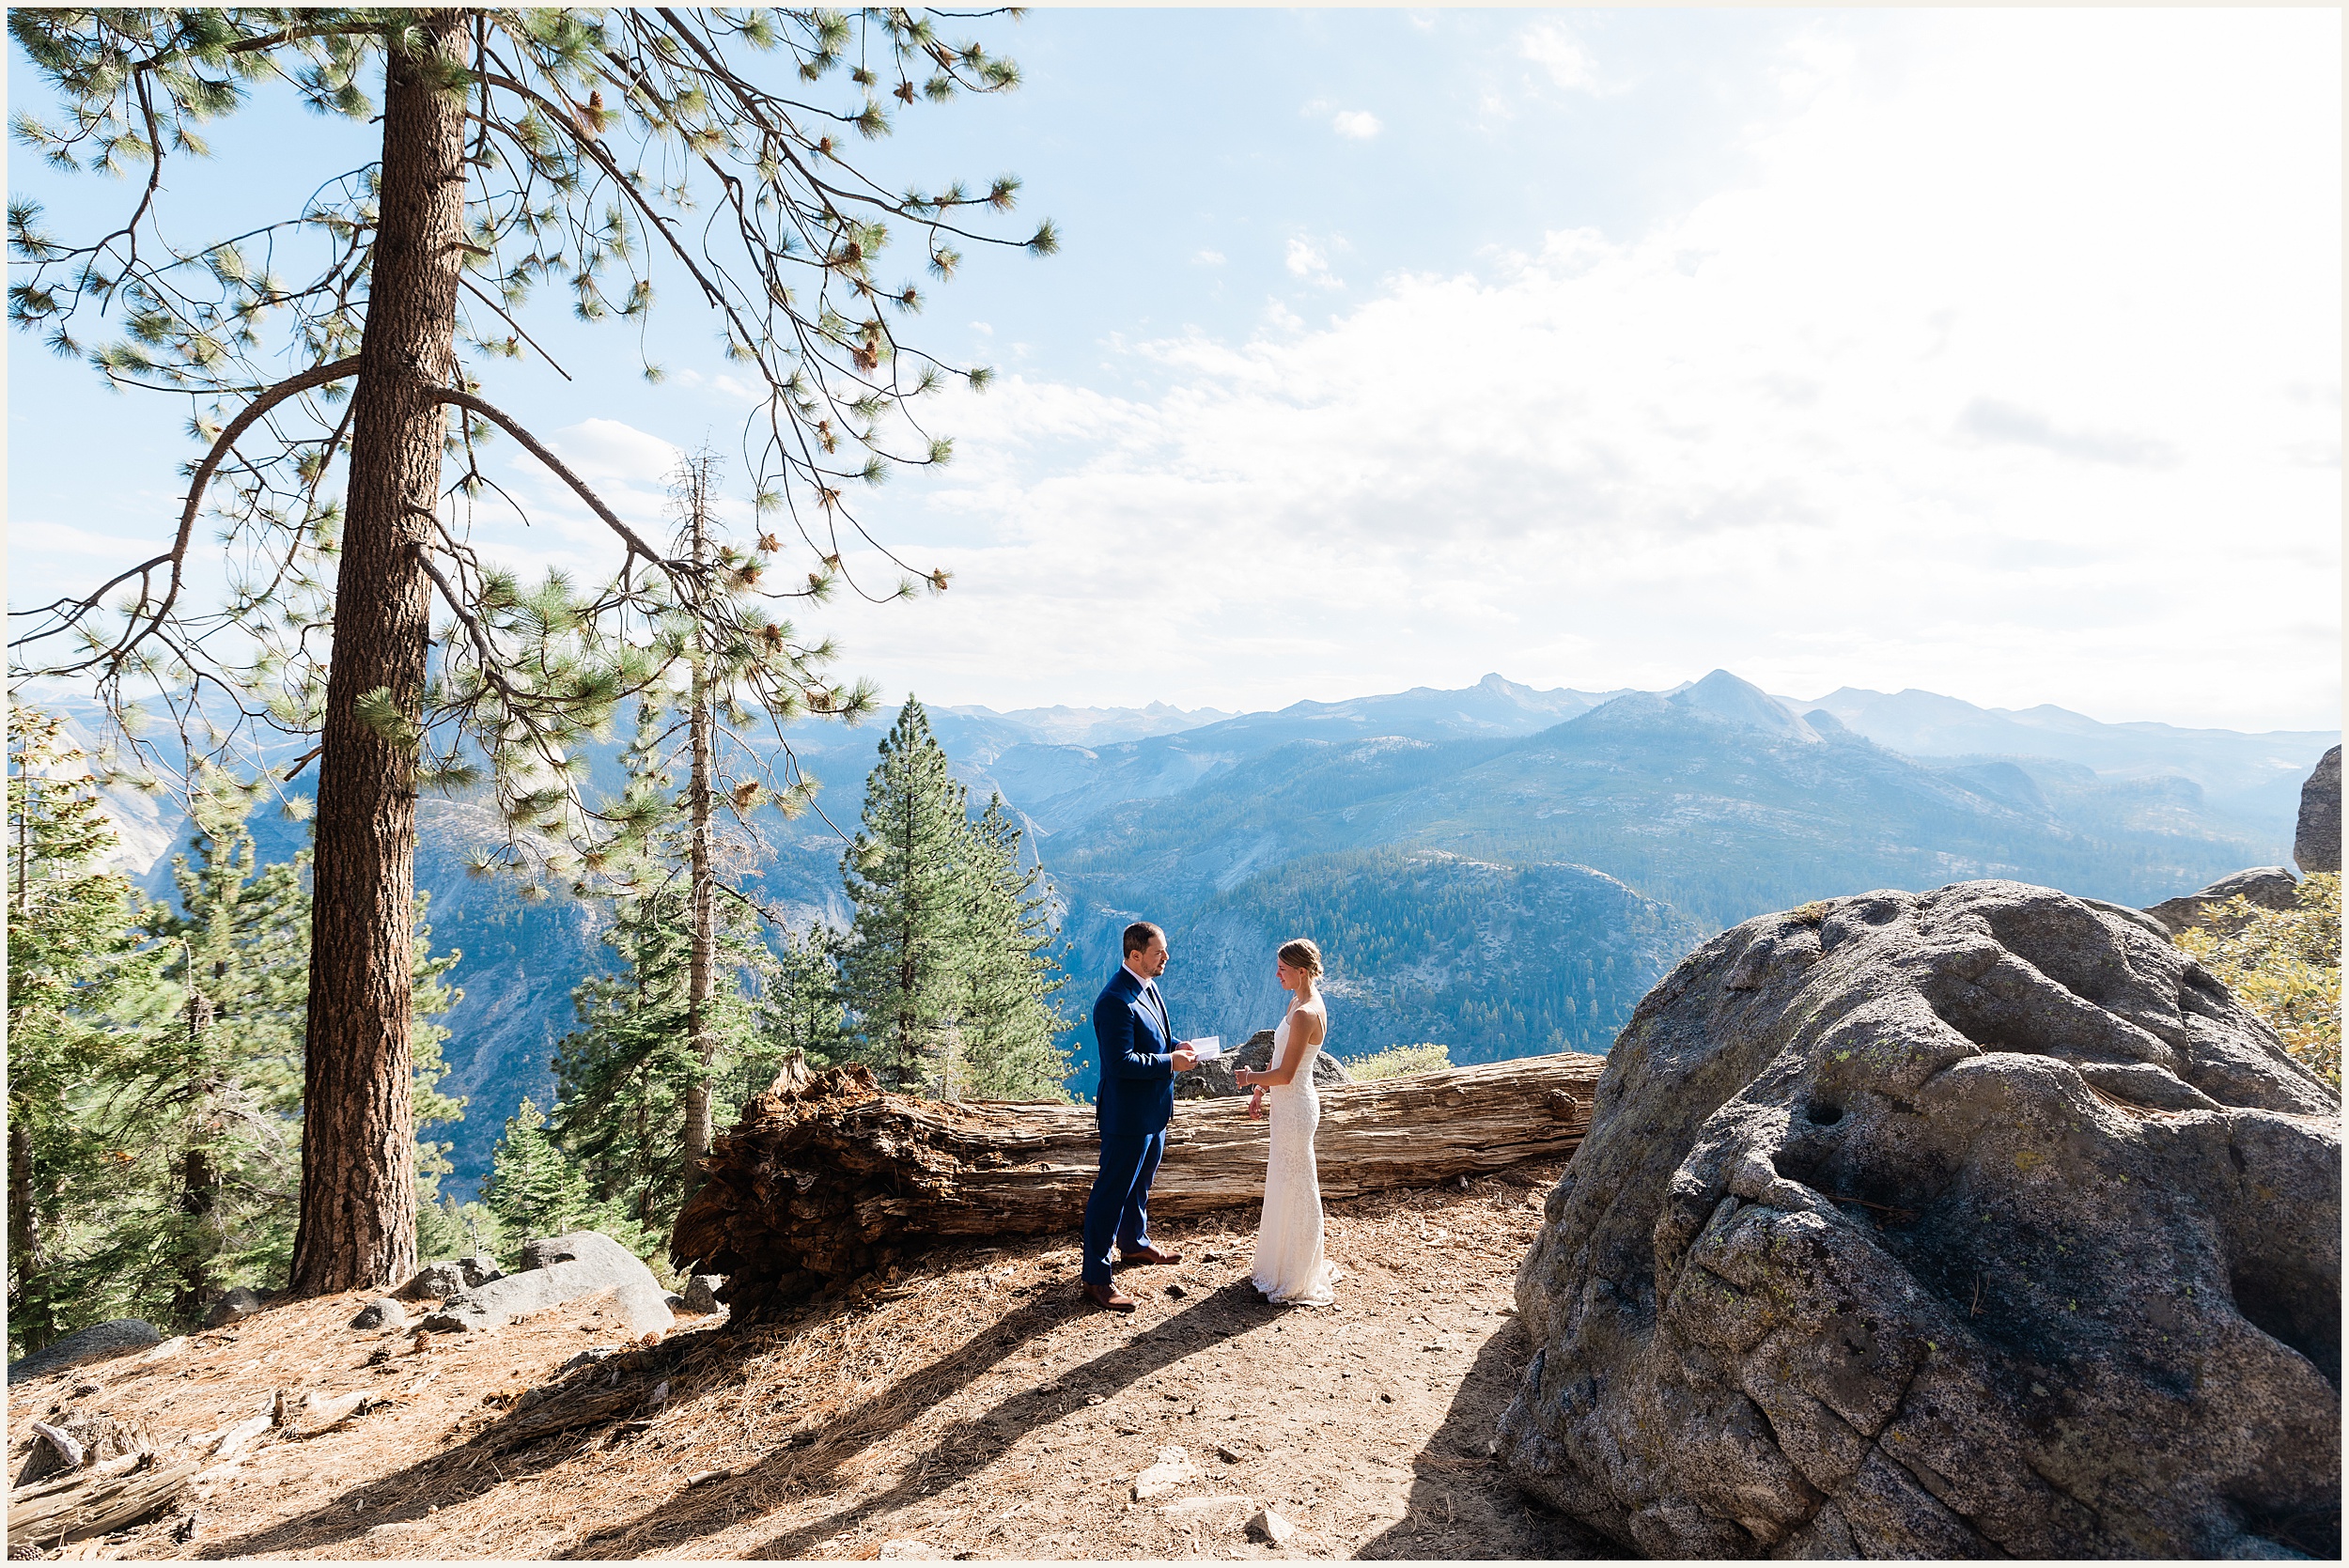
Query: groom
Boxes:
[{"xmin": 1081, "ymin": 922, "xmax": 1199, "ymax": 1312}]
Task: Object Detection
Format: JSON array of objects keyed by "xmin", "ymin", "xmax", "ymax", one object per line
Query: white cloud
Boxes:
[
  {"xmin": 1330, "ymin": 109, "xmax": 1381, "ymax": 140},
  {"xmin": 669, "ymin": 367, "xmax": 759, "ymax": 401},
  {"xmin": 1283, "ymin": 237, "xmax": 1345, "ymax": 290},
  {"xmin": 1519, "ymin": 21, "xmax": 1621, "ymax": 96},
  {"xmin": 816, "ymin": 10, "xmax": 2339, "ymax": 730},
  {"xmin": 7, "ymin": 520, "xmax": 162, "ymax": 558},
  {"xmin": 545, "ymin": 417, "xmax": 683, "ymax": 486},
  {"xmin": 1192, "ymin": 249, "xmax": 1225, "ymax": 267}
]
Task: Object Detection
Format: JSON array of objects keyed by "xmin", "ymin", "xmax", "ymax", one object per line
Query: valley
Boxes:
[{"xmin": 39, "ymin": 671, "xmax": 2335, "ymax": 1193}]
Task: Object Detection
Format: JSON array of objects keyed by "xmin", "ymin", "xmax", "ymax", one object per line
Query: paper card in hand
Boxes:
[{"xmin": 1188, "ymin": 1036, "xmax": 1222, "ymax": 1061}]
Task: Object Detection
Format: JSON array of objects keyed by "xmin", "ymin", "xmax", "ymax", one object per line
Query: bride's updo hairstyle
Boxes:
[{"xmin": 1277, "ymin": 938, "xmax": 1324, "ymax": 980}]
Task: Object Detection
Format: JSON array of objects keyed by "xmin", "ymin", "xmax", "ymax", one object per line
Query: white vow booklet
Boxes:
[{"xmin": 1188, "ymin": 1036, "xmax": 1222, "ymax": 1061}]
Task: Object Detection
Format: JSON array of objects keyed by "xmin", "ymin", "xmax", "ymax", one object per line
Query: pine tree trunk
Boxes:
[
  {"xmin": 897, "ymin": 790, "xmax": 919, "ymax": 1089},
  {"xmin": 288, "ymin": 10, "xmax": 469, "ymax": 1296},
  {"xmin": 681, "ymin": 488, "xmax": 719, "ymax": 1190},
  {"xmin": 8, "ymin": 1117, "xmax": 40, "ymax": 1336},
  {"xmin": 171, "ymin": 1140, "xmax": 216, "ymax": 1327}
]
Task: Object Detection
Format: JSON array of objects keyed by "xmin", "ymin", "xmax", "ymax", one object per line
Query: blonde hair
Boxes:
[{"xmin": 1277, "ymin": 938, "xmax": 1324, "ymax": 979}]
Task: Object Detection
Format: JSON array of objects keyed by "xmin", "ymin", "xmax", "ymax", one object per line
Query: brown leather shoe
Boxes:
[
  {"xmin": 1081, "ymin": 1280, "xmax": 1136, "ymax": 1313},
  {"xmin": 1118, "ymin": 1243, "xmax": 1183, "ymax": 1267}
]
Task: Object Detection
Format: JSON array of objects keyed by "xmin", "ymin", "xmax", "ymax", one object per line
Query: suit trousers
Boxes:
[{"xmin": 1081, "ymin": 1128, "xmax": 1167, "ymax": 1286}]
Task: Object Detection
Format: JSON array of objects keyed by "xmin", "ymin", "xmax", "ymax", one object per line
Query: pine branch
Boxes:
[
  {"xmin": 428, "ymin": 386, "xmax": 668, "ymax": 565},
  {"xmin": 8, "ymin": 355, "xmax": 359, "ymax": 675}
]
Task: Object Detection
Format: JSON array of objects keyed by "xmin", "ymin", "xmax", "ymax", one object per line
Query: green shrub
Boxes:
[
  {"xmin": 2174, "ymin": 872, "xmax": 2340, "ymax": 1089},
  {"xmin": 1341, "ymin": 1042, "xmax": 1454, "ymax": 1080}
]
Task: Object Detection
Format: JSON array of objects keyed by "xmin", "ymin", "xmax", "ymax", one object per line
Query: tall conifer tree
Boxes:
[
  {"xmin": 131, "ymin": 791, "xmax": 309, "ymax": 1324},
  {"xmin": 959, "ymin": 794, "xmax": 1074, "ymax": 1101},
  {"xmin": 6, "ymin": 709, "xmax": 156, "ymax": 1352},
  {"xmin": 839, "ymin": 698, "xmax": 975, "ymax": 1093},
  {"xmin": 10, "ymin": 9, "xmax": 1051, "ymax": 1293},
  {"xmin": 758, "ymin": 923, "xmax": 850, "ymax": 1072},
  {"xmin": 481, "ymin": 1096, "xmax": 594, "ymax": 1245},
  {"xmin": 549, "ymin": 880, "xmax": 772, "ymax": 1234},
  {"xmin": 836, "ymin": 704, "xmax": 1074, "ymax": 1098}
]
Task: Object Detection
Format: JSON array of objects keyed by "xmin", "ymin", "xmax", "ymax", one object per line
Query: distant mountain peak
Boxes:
[{"xmin": 1667, "ymin": 669, "xmax": 1821, "ymax": 742}]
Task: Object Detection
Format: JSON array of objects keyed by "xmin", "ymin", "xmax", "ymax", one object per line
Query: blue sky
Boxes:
[{"xmin": 8, "ymin": 8, "xmax": 2341, "ymax": 731}]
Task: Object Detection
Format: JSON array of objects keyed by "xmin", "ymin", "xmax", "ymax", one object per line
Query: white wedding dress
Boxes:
[{"xmin": 1251, "ymin": 1002, "xmax": 1338, "ymax": 1306}]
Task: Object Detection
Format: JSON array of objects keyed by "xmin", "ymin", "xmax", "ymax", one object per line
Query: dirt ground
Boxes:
[{"xmin": 7, "ymin": 1165, "xmax": 1615, "ymax": 1561}]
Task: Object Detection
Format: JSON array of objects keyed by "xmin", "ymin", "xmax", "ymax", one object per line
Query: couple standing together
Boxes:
[{"xmin": 1080, "ymin": 921, "xmax": 1338, "ymax": 1312}]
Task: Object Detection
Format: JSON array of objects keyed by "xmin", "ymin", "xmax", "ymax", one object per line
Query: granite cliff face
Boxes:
[
  {"xmin": 1501, "ymin": 880, "xmax": 2340, "ymax": 1558},
  {"xmin": 2295, "ymin": 745, "xmax": 2341, "ymax": 875}
]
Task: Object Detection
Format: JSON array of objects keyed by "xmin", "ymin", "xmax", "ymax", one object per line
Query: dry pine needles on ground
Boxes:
[{"xmin": 6, "ymin": 1168, "xmax": 1609, "ymax": 1560}]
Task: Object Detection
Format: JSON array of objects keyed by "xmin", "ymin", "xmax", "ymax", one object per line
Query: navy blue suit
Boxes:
[{"xmin": 1082, "ymin": 964, "xmax": 1179, "ymax": 1285}]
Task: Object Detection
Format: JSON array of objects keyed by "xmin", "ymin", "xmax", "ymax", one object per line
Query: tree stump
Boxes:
[{"xmin": 671, "ymin": 1053, "xmax": 1601, "ymax": 1318}]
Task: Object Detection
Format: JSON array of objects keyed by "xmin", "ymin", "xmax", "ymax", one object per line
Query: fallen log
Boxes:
[
  {"xmin": 671, "ymin": 1051, "xmax": 1601, "ymax": 1319},
  {"xmin": 6, "ymin": 1455, "xmax": 199, "ymax": 1546},
  {"xmin": 476, "ymin": 1383, "xmax": 650, "ymax": 1454}
]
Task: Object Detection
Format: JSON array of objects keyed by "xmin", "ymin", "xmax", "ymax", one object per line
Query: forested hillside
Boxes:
[{"xmin": 33, "ymin": 670, "xmax": 2332, "ymax": 1200}]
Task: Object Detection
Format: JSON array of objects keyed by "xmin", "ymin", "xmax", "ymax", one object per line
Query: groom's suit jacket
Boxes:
[{"xmin": 1093, "ymin": 965, "xmax": 1178, "ymax": 1138}]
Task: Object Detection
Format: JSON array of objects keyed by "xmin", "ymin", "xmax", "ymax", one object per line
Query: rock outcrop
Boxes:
[
  {"xmin": 1501, "ymin": 879, "xmax": 2340, "ymax": 1559},
  {"xmin": 6, "ymin": 1320, "xmax": 161, "ymax": 1386},
  {"xmin": 350, "ymin": 1297, "xmax": 407, "ymax": 1331},
  {"xmin": 396, "ymin": 1254, "xmax": 505, "ymax": 1301},
  {"xmin": 200, "ymin": 1286, "xmax": 271, "ymax": 1328},
  {"xmin": 2142, "ymin": 865, "xmax": 2301, "ymax": 935},
  {"xmin": 1176, "ymin": 1029, "xmax": 1354, "ymax": 1099},
  {"xmin": 2296, "ymin": 745, "xmax": 2341, "ymax": 875},
  {"xmin": 417, "ymin": 1232, "xmax": 672, "ymax": 1338}
]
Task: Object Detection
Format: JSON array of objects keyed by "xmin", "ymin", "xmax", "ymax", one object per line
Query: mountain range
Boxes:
[{"xmin": 31, "ymin": 672, "xmax": 2335, "ymax": 1194}]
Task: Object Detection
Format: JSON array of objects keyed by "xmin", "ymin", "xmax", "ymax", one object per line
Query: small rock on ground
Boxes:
[
  {"xmin": 1249, "ymin": 1507, "xmax": 1298, "ymax": 1545},
  {"xmin": 350, "ymin": 1298, "xmax": 407, "ymax": 1331},
  {"xmin": 1132, "ymin": 1444, "xmax": 1196, "ymax": 1501},
  {"xmin": 201, "ymin": 1287, "xmax": 270, "ymax": 1328}
]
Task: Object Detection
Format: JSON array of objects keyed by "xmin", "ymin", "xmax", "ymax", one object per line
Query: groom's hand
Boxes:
[{"xmin": 1171, "ymin": 1045, "xmax": 1199, "ymax": 1072}]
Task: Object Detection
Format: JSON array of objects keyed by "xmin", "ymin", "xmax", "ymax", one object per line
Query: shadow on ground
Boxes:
[
  {"xmin": 1353, "ymin": 1321, "xmax": 1615, "ymax": 1560},
  {"xmin": 604, "ymin": 1278, "xmax": 1290, "ymax": 1560}
]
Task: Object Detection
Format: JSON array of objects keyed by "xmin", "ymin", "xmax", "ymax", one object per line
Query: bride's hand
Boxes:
[{"xmin": 1248, "ymin": 1089, "xmax": 1266, "ymax": 1121}]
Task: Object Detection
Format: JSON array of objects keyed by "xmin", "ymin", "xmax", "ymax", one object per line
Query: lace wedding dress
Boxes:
[{"xmin": 1251, "ymin": 1003, "xmax": 1338, "ymax": 1306}]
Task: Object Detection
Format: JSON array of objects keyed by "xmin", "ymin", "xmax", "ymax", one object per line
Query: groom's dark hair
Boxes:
[{"xmin": 1122, "ymin": 921, "xmax": 1164, "ymax": 957}]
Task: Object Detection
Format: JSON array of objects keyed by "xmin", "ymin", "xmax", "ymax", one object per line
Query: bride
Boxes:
[{"xmin": 1234, "ymin": 938, "xmax": 1338, "ymax": 1306}]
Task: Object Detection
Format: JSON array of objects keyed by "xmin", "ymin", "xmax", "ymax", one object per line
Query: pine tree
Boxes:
[
  {"xmin": 545, "ymin": 677, "xmax": 806, "ymax": 1235},
  {"xmin": 551, "ymin": 893, "xmax": 692, "ymax": 1231},
  {"xmin": 407, "ymin": 897, "xmax": 470, "ymax": 1255},
  {"xmin": 548, "ymin": 882, "xmax": 771, "ymax": 1235},
  {"xmin": 45, "ymin": 788, "xmax": 466, "ymax": 1333},
  {"xmin": 959, "ymin": 795, "xmax": 1075, "ymax": 1101},
  {"xmin": 6, "ymin": 709, "xmax": 159, "ymax": 1354},
  {"xmin": 11, "ymin": 10, "xmax": 1050, "ymax": 1294},
  {"xmin": 839, "ymin": 699, "xmax": 979, "ymax": 1093},
  {"xmin": 481, "ymin": 1097, "xmax": 594, "ymax": 1245},
  {"xmin": 616, "ymin": 448, "xmax": 833, "ymax": 1193},
  {"xmin": 126, "ymin": 789, "xmax": 310, "ymax": 1327},
  {"xmin": 757, "ymin": 923, "xmax": 851, "ymax": 1075},
  {"xmin": 835, "ymin": 706, "xmax": 1074, "ymax": 1099}
]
